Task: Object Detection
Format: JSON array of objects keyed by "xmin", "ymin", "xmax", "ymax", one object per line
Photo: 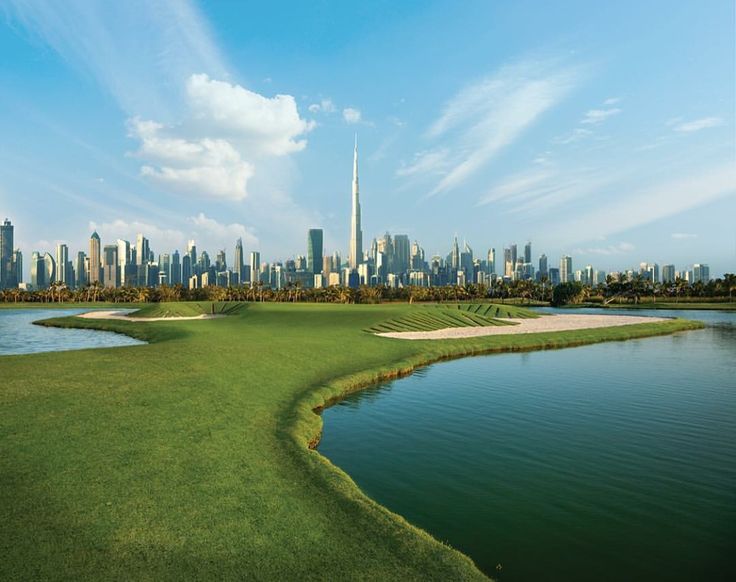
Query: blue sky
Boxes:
[{"xmin": 1, "ymin": 0, "xmax": 734, "ymax": 278}]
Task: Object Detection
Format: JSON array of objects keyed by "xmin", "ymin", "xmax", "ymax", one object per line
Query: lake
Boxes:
[
  {"xmin": 319, "ymin": 309, "xmax": 736, "ymax": 581},
  {"xmin": 0, "ymin": 308, "xmax": 144, "ymax": 355}
]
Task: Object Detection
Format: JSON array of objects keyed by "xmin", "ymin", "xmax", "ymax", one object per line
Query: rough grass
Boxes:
[
  {"xmin": 366, "ymin": 303, "xmax": 538, "ymax": 333},
  {"xmin": 0, "ymin": 302, "xmax": 703, "ymax": 580}
]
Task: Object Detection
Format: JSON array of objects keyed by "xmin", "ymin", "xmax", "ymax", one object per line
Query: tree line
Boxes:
[{"xmin": 1, "ymin": 273, "xmax": 733, "ymax": 305}]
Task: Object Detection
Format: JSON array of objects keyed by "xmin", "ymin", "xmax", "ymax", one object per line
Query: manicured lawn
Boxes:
[{"xmin": 0, "ymin": 302, "xmax": 702, "ymax": 580}]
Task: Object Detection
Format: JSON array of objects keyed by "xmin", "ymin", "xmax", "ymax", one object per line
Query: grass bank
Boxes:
[
  {"xmin": 0, "ymin": 302, "xmax": 702, "ymax": 580},
  {"xmin": 569, "ymin": 302, "xmax": 736, "ymax": 311}
]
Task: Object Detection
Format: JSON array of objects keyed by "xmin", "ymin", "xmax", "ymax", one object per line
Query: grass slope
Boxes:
[
  {"xmin": 131, "ymin": 301, "xmax": 248, "ymax": 318},
  {"xmin": 366, "ymin": 303, "xmax": 538, "ymax": 333},
  {"xmin": 1, "ymin": 302, "xmax": 702, "ymax": 580}
]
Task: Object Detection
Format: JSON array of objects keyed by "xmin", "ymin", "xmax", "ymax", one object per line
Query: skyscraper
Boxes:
[
  {"xmin": 560, "ymin": 255, "xmax": 572, "ymax": 284},
  {"xmin": 250, "ymin": 251, "xmax": 260, "ymax": 285},
  {"xmin": 12, "ymin": 249, "xmax": 22, "ymax": 285},
  {"xmin": 75, "ymin": 251, "xmax": 87, "ymax": 287},
  {"xmin": 234, "ymin": 238, "xmax": 244, "ymax": 283},
  {"xmin": 187, "ymin": 240, "xmax": 197, "ymax": 275},
  {"xmin": 538, "ymin": 254, "xmax": 548, "ymax": 278},
  {"xmin": 103, "ymin": 245, "xmax": 119, "ymax": 288},
  {"xmin": 393, "ymin": 234, "xmax": 410, "ymax": 275},
  {"xmin": 0, "ymin": 218, "xmax": 15, "ymax": 288},
  {"xmin": 487, "ymin": 248, "xmax": 496, "ymax": 275},
  {"xmin": 349, "ymin": 136, "xmax": 363, "ymax": 269},
  {"xmin": 693, "ymin": 264, "xmax": 710, "ymax": 283},
  {"xmin": 171, "ymin": 250, "xmax": 182, "ymax": 285},
  {"xmin": 307, "ymin": 229, "xmax": 324, "ymax": 274},
  {"xmin": 524, "ymin": 241, "xmax": 532, "ymax": 264},
  {"xmin": 662, "ymin": 264, "xmax": 676, "ymax": 284},
  {"xmin": 88, "ymin": 231, "xmax": 101, "ymax": 284},
  {"xmin": 450, "ymin": 236, "xmax": 460, "ymax": 272},
  {"xmin": 55, "ymin": 243, "xmax": 69, "ymax": 285}
]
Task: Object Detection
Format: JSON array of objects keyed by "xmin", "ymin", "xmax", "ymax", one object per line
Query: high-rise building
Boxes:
[
  {"xmin": 182, "ymin": 254, "xmax": 192, "ymax": 286},
  {"xmin": 524, "ymin": 241, "xmax": 532, "ymax": 264},
  {"xmin": 75, "ymin": 251, "xmax": 87, "ymax": 287},
  {"xmin": 250, "ymin": 251, "xmax": 261, "ymax": 285},
  {"xmin": 135, "ymin": 234, "xmax": 149, "ymax": 265},
  {"xmin": 234, "ymin": 238, "xmax": 244, "ymax": 283},
  {"xmin": 393, "ymin": 234, "xmax": 410, "ymax": 275},
  {"xmin": 662, "ymin": 264, "xmax": 676, "ymax": 284},
  {"xmin": 187, "ymin": 240, "xmax": 197, "ymax": 276},
  {"xmin": 103, "ymin": 245, "xmax": 119, "ymax": 288},
  {"xmin": 349, "ymin": 136, "xmax": 363, "ymax": 269},
  {"xmin": 560, "ymin": 255, "xmax": 572, "ymax": 283},
  {"xmin": 538, "ymin": 254, "xmax": 548, "ymax": 278},
  {"xmin": 117, "ymin": 239, "xmax": 130, "ymax": 286},
  {"xmin": 55, "ymin": 243, "xmax": 69, "ymax": 285},
  {"xmin": 487, "ymin": 248, "xmax": 496, "ymax": 275},
  {"xmin": 450, "ymin": 237, "xmax": 460, "ymax": 272},
  {"xmin": 159, "ymin": 253, "xmax": 171, "ymax": 286},
  {"xmin": 12, "ymin": 249, "xmax": 22, "ymax": 285},
  {"xmin": 693, "ymin": 264, "xmax": 710, "ymax": 283},
  {"xmin": 215, "ymin": 250, "xmax": 227, "ymax": 272},
  {"xmin": 171, "ymin": 250, "xmax": 182, "ymax": 285},
  {"xmin": 307, "ymin": 229, "xmax": 323, "ymax": 274},
  {"xmin": 89, "ymin": 231, "xmax": 101, "ymax": 284},
  {"xmin": 0, "ymin": 218, "xmax": 15, "ymax": 288}
]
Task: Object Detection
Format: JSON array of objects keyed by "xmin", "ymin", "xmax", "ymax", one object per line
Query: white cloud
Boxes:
[
  {"xmin": 89, "ymin": 219, "xmax": 185, "ymax": 251},
  {"xmin": 573, "ymin": 242, "xmax": 635, "ymax": 256},
  {"xmin": 188, "ymin": 213, "xmax": 258, "ymax": 248},
  {"xmin": 671, "ymin": 232, "xmax": 698, "ymax": 239},
  {"xmin": 672, "ymin": 117, "xmax": 723, "ymax": 132},
  {"xmin": 343, "ymin": 108, "xmax": 362, "ymax": 124},
  {"xmin": 418, "ymin": 59, "xmax": 579, "ymax": 196},
  {"xmin": 308, "ymin": 98, "xmax": 336, "ymax": 114},
  {"xmin": 581, "ymin": 107, "xmax": 621, "ymax": 124},
  {"xmin": 603, "ymin": 97, "xmax": 621, "ymax": 106},
  {"xmin": 128, "ymin": 74, "xmax": 313, "ymax": 200}
]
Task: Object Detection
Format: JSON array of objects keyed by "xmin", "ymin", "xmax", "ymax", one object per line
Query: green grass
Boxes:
[
  {"xmin": 0, "ymin": 302, "xmax": 703, "ymax": 580},
  {"xmin": 131, "ymin": 301, "xmax": 249, "ymax": 318},
  {"xmin": 366, "ymin": 303, "xmax": 538, "ymax": 333}
]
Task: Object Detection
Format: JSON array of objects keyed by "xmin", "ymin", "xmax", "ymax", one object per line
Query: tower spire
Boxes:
[{"xmin": 349, "ymin": 134, "xmax": 363, "ymax": 270}]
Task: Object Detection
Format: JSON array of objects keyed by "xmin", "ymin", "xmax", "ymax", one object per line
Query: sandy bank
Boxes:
[
  {"xmin": 77, "ymin": 310, "xmax": 224, "ymax": 322},
  {"xmin": 377, "ymin": 313, "xmax": 669, "ymax": 340}
]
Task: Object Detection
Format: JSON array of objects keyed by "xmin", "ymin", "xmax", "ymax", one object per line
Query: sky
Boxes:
[{"xmin": 1, "ymin": 0, "xmax": 734, "ymax": 279}]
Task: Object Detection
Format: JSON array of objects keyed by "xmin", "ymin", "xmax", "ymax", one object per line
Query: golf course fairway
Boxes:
[{"xmin": 0, "ymin": 302, "xmax": 702, "ymax": 580}]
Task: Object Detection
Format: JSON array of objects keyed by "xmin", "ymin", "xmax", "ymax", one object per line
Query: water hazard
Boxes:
[
  {"xmin": 319, "ymin": 309, "xmax": 736, "ymax": 581},
  {"xmin": 0, "ymin": 309, "xmax": 144, "ymax": 355}
]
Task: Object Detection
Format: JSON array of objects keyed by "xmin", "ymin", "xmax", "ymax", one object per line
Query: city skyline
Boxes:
[{"xmin": 0, "ymin": 1, "xmax": 734, "ymax": 277}]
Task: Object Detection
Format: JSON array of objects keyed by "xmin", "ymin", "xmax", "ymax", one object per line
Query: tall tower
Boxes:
[
  {"xmin": 234, "ymin": 238, "xmax": 244, "ymax": 283},
  {"xmin": 349, "ymin": 135, "xmax": 363, "ymax": 269},
  {"xmin": 0, "ymin": 218, "xmax": 15, "ymax": 288},
  {"xmin": 307, "ymin": 228, "xmax": 324, "ymax": 274},
  {"xmin": 89, "ymin": 231, "xmax": 101, "ymax": 284}
]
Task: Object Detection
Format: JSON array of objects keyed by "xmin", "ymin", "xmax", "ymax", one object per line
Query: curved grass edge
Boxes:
[{"xmin": 27, "ymin": 313, "xmax": 703, "ymax": 581}]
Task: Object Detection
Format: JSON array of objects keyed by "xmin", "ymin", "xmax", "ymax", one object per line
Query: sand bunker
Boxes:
[
  {"xmin": 377, "ymin": 313, "xmax": 669, "ymax": 340},
  {"xmin": 77, "ymin": 310, "xmax": 224, "ymax": 322}
]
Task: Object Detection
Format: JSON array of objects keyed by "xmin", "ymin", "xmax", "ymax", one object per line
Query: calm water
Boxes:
[
  {"xmin": 319, "ymin": 309, "xmax": 736, "ymax": 581},
  {"xmin": 0, "ymin": 309, "xmax": 144, "ymax": 355}
]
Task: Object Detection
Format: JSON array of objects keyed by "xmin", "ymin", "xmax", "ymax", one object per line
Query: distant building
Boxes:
[
  {"xmin": 307, "ymin": 229, "xmax": 323, "ymax": 274},
  {"xmin": 170, "ymin": 250, "xmax": 182, "ymax": 286},
  {"xmin": 538, "ymin": 254, "xmax": 548, "ymax": 279},
  {"xmin": 103, "ymin": 245, "xmax": 119, "ymax": 288},
  {"xmin": 693, "ymin": 264, "xmax": 710, "ymax": 283},
  {"xmin": 524, "ymin": 241, "xmax": 532, "ymax": 264},
  {"xmin": 662, "ymin": 264, "xmax": 676, "ymax": 284},
  {"xmin": 88, "ymin": 232, "xmax": 101, "ymax": 284},
  {"xmin": 0, "ymin": 218, "xmax": 16, "ymax": 289},
  {"xmin": 560, "ymin": 255, "xmax": 572, "ymax": 283},
  {"xmin": 250, "ymin": 251, "xmax": 261, "ymax": 286},
  {"xmin": 234, "ymin": 238, "xmax": 244, "ymax": 283}
]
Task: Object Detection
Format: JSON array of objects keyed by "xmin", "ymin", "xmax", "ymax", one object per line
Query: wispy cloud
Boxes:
[
  {"xmin": 188, "ymin": 213, "xmax": 258, "ymax": 248},
  {"xmin": 405, "ymin": 59, "xmax": 579, "ymax": 197},
  {"xmin": 671, "ymin": 232, "xmax": 698, "ymax": 239},
  {"xmin": 581, "ymin": 107, "xmax": 621, "ymax": 124},
  {"xmin": 573, "ymin": 242, "xmax": 635, "ymax": 256},
  {"xmin": 549, "ymin": 162, "xmax": 736, "ymax": 243},
  {"xmin": 396, "ymin": 149, "xmax": 450, "ymax": 177},
  {"xmin": 5, "ymin": 0, "xmax": 228, "ymax": 118},
  {"xmin": 672, "ymin": 117, "xmax": 723, "ymax": 132}
]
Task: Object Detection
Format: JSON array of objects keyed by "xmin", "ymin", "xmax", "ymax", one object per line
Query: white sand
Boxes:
[
  {"xmin": 376, "ymin": 313, "xmax": 669, "ymax": 340},
  {"xmin": 77, "ymin": 310, "xmax": 224, "ymax": 322}
]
